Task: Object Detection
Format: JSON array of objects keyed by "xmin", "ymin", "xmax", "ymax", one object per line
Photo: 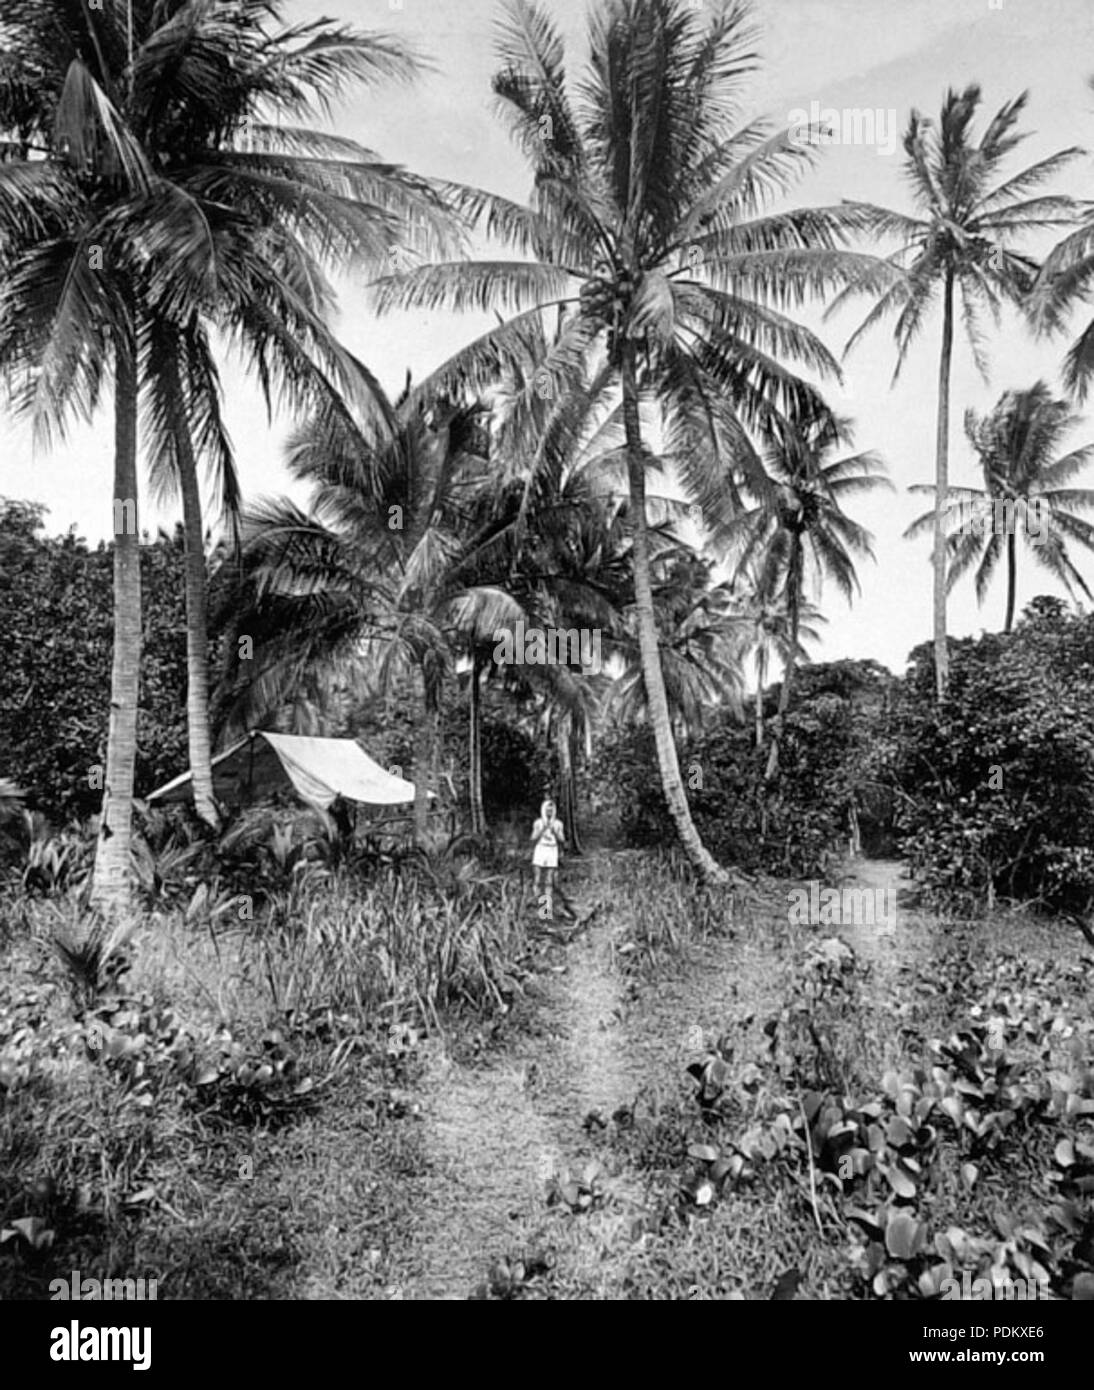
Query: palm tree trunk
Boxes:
[
  {"xmin": 765, "ymin": 547, "xmax": 802, "ymax": 781},
  {"xmin": 754, "ymin": 654, "xmax": 766, "ymax": 749},
  {"xmin": 174, "ymin": 411, "xmax": 220, "ymax": 830},
  {"xmin": 558, "ymin": 715, "xmax": 583, "ymax": 854},
  {"xmin": 414, "ymin": 670, "xmax": 431, "ymax": 846},
  {"xmin": 764, "ymin": 652, "xmax": 797, "ymax": 781},
  {"xmin": 620, "ymin": 345, "xmax": 727, "ymax": 885},
  {"xmin": 429, "ymin": 699, "xmax": 442, "ymax": 842},
  {"xmin": 468, "ymin": 650, "xmax": 485, "ymax": 833},
  {"xmin": 933, "ymin": 269, "xmax": 956, "ymax": 701},
  {"xmin": 415, "ymin": 670, "xmax": 443, "ymax": 847},
  {"xmin": 91, "ymin": 340, "xmax": 141, "ymax": 918},
  {"xmin": 1004, "ymin": 528, "xmax": 1017, "ymax": 633}
]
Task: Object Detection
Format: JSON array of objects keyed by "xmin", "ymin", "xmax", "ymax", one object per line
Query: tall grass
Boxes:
[
  {"xmin": 252, "ymin": 870, "xmax": 529, "ymax": 1027},
  {"xmin": 584, "ymin": 850, "xmax": 740, "ymax": 966}
]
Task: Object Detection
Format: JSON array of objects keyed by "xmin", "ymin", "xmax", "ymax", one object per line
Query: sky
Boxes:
[{"xmin": 4, "ymin": 0, "xmax": 1094, "ymax": 676}]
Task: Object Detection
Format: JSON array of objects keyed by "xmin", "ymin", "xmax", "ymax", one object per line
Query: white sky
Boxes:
[{"xmin": 4, "ymin": 0, "xmax": 1094, "ymax": 674}]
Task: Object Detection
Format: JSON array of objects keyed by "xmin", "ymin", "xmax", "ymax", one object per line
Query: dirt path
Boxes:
[
  {"xmin": 831, "ymin": 857, "xmax": 905, "ymax": 969},
  {"xmin": 392, "ymin": 852, "xmax": 786, "ymax": 1300}
]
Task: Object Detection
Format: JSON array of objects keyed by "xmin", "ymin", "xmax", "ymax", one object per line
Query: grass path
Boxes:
[{"xmin": 386, "ymin": 851, "xmax": 785, "ymax": 1299}]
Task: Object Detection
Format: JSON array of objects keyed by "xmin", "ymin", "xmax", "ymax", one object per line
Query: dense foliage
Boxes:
[
  {"xmin": 602, "ymin": 660, "xmax": 896, "ymax": 877},
  {"xmin": 0, "ymin": 501, "xmax": 205, "ymax": 822},
  {"xmin": 891, "ymin": 599, "xmax": 1094, "ymax": 912}
]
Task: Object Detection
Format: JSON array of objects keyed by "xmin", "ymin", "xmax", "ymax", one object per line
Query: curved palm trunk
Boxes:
[
  {"xmin": 765, "ymin": 545, "xmax": 803, "ymax": 782},
  {"xmin": 91, "ymin": 341, "xmax": 141, "ymax": 918},
  {"xmin": 174, "ymin": 412, "xmax": 220, "ymax": 830},
  {"xmin": 620, "ymin": 347, "xmax": 727, "ymax": 885},
  {"xmin": 1004, "ymin": 528, "xmax": 1017, "ymax": 633},
  {"xmin": 557, "ymin": 715, "xmax": 582, "ymax": 855},
  {"xmin": 468, "ymin": 650, "xmax": 485, "ymax": 834},
  {"xmin": 933, "ymin": 269, "xmax": 956, "ymax": 701}
]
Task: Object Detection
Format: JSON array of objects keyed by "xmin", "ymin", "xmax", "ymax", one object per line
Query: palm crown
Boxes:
[{"xmin": 905, "ymin": 382, "xmax": 1094, "ymax": 631}]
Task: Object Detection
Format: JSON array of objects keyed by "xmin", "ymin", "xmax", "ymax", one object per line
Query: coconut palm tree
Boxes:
[
  {"xmin": 0, "ymin": 0, "xmax": 450, "ymax": 910},
  {"xmin": 831, "ymin": 86, "xmax": 1080, "ymax": 701},
  {"xmin": 370, "ymin": 0, "xmax": 897, "ymax": 882},
  {"xmin": 718, "ymin": 412, "xmax": 890, "ymax": 778},
  {"xmin": 215, "ymin": 384, "xmax": 522, "ymax": 845},
  {"xmin": 730, "ymin": 565, "xmax": 823, "ymax": 750},
  {"xmin": 904, "ymin": 382, "xmax": 1094, "ymax": 632},
  {"xmin": 611, "ymin": 549, "xmax": 745, "ymax": 740},
  {"xmin": 494, "ymin": 486, "xmax": 629, "ymax": 845},
  {"xmin": 453, "ymin": 438, "xmax": 629, "ymax": 837}
]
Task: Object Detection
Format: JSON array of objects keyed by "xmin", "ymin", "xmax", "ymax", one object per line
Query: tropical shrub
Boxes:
[
  {"xmin": 601, "ymin": 661, "xmax": 894, "ymax": 876},
  {"xmin": 891, "ymin": 601, "xmax": 1094, "ymax": 912},
  {"xmin": 0, "ymin": 503, "xmax": 210, "ymax": 821}
]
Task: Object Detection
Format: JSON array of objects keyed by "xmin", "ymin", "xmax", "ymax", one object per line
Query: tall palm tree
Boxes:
[
  {"xmin": 718, "ymin": 412, "xmax": 889, "ymax": 778},
  {"xmin": 371, "ymin": 0, "xmax": 896, "ymax": 882},
  {"xmin": 831, "ymin": 86, "xmax": 1080, "ymax": 701},
  {"xmin": 904, "ymin": 382, "xmax": 1094, "ymax": 632},
  {"xmin": 0, "ymin": 1, "xmax": 450, "ymax": 910}
]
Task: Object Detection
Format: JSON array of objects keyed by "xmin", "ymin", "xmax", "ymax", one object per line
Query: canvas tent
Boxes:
[{"xmin": 146, "ymin": 732, "xmax": 417, "ymax": 812}]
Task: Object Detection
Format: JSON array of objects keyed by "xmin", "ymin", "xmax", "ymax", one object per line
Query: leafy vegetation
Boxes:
[
  {"xmin": 604, "ymin": 659, "xmax": 895, "ymax": 876},
  {"xmin": 891, "ymin": 600, "xmax": 1094, "ymax": 913}
]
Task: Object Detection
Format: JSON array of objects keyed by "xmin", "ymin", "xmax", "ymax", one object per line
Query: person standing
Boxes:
[{"xmin": 531, "ymin": 797, "xmax": 564, "ymax": 918}]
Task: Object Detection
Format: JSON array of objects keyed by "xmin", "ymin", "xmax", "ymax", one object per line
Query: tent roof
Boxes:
[{"xmin": 146, "ymin": 732, "xmax": 417, "ymax": 811}]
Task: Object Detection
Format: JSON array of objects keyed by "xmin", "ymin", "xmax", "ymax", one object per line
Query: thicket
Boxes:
[
  {"xmin": 891, "ymin": 599, "xmax": 1094, "ymax": 913},
  {"xmin": 0, "ymin": 501, "xmax": 201, "ymax": 822},
  {"xmin": 601, "ymin": 660, "xmax": 896, "ymax": 877}
]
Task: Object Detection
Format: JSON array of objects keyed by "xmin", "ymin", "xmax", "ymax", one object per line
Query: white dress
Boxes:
[{"xmin": 532, "ymin": 818, "xmax": 562, "ymax": 868}]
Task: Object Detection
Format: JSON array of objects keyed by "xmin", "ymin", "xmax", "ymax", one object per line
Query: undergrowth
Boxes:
[
  {"xmin": 475, "ymin": 920, "xmax": 1094, "ymax": 1301},
  {"xmin": 0, "ymin": 862, "xmax": 527, "ymax": 1299}
]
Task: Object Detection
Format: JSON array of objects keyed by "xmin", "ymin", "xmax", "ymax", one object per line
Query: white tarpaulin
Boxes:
[{"xmin": 146, "ymin": 732, "xmax": 417, "ymax": 811}]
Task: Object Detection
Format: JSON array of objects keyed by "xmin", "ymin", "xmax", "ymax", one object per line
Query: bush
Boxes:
[
  {"xmin": 0, "ymin": 502, "xmax": 209, "ymax": 822},
  {"xmin": 600, "ymin": 661, "xmax": 895, "ymax": 876},
  {"xmin": 442, "ymin": 707, "xmax": 556, "ymax": 823},
  {"xmin": 891, "ymin": 600, "xmax": 1094, "ymax": 912}
]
